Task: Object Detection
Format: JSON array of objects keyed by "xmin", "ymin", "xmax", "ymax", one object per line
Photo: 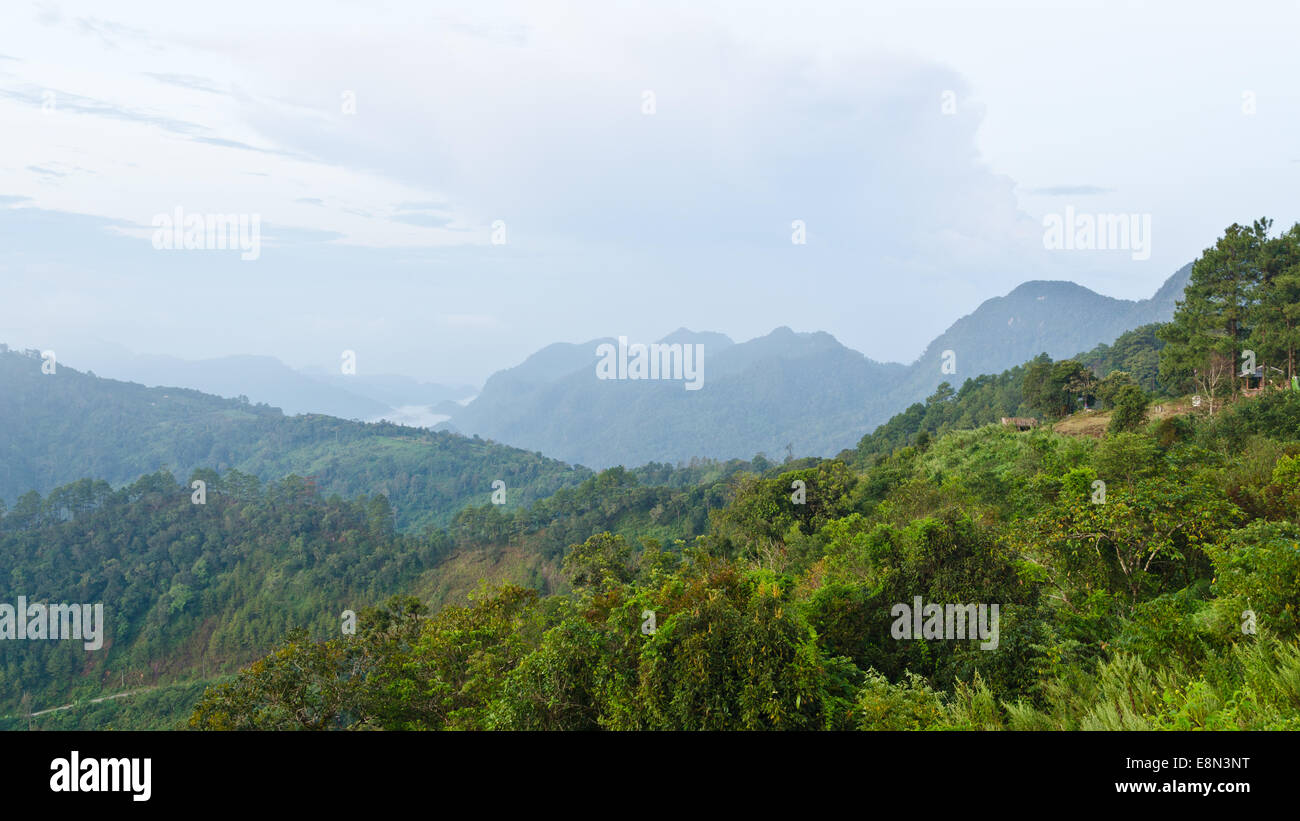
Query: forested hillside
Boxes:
[
  {"xmin": 189, "ymin": 389, "xmax": 1300, "ymax": 730},
  {"xmin": 0, "ymin": 458, "xmax": 759, "ymax": 726},
  {"xmin": 845, "ymin": 322, "xmax": 1168, "ymax": 462},
  {"xmin": 10, "ymin": 368, "xmax": 1297, "ymax": 730},
  {"xmin": 0, "ymin": 346, "xmax": 588, "ymax": 530},
  {"xmin": 0, "ymin": 470, "xmax": 447, "ymax": 721},
  {"xmin": 58, "ymin": 343, "xmax": 474, "ymax": 420}
]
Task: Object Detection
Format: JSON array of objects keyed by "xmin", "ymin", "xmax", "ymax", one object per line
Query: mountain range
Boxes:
[
  {"xmin": 1, "ymin": 263, "xmax": 1193, "ymax": 475},
  {"xmin": 438, "ymin": 263, "xmax": 1193, "ymax": 467}
]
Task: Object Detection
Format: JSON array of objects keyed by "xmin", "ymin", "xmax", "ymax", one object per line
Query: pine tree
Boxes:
[
  {"xmin": 1158, "ymin": 219, "xmax": 1271, "ymax": 411},
  {"xmin": 1252, "ymin": 223, "xmax": 1300, "ymax": 381}
]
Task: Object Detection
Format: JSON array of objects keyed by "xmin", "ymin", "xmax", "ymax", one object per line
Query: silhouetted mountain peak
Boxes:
[{"xmin": 656, "ymin": 328, "xmax": 735, "ymax": 348}]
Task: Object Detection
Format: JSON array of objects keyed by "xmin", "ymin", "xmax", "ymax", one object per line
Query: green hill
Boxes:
[
  {"xmin": 0, "ymin": 455, "xmax": 761, "ymax": 725},
  {"xmin": 188, "ymin": 388, "xmax": 1300, "ymax": 731},
  {"xmin": 0, "ymin": 345, "xmax": 588, "ymax": 531}
]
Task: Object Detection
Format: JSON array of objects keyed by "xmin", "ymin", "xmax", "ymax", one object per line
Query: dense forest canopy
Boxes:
[
  {"xmin": 189, "ymin": 387, "xmax": 1300, "ymax": 730},
  {"xmin": 0, "ymin": 459, "xmax": 757, "ymax": 723}
]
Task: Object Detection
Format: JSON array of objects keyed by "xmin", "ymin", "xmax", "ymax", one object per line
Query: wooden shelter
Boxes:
[{"xmin": 1000, "ymin": 417, "xmax": 1038, "ymax": 431}]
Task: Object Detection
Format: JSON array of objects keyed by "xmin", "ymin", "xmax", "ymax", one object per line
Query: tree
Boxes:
[
  {"xmin": 634, "ymin": 565, "xmax": 827, "ymax": 730},
  {"xmin": 2, "ymin": 491, "xmax": 42, "ymax": 531},
  {"xmin": 1078, "ymin": 325, "xmax": 1166, "ymax": 394},
  {"xmin": 1206, "ymin": 521, "xmax": 1300, "ymax": 639},
  {"xmin": 1252, "ymin": 223, "xmax": 1300, "ymax": 381},
  {"xmin": 488, "ymin": 616, "xmax": 606, "ymax": 730},
  {"xmin": 563, "ymin": 532, "xmax": 634, "ymax": 594},
  {"xmin": 1059, "ymin": 361, "xmax": 1099, "ymax": 410},
  {"xmin": 1014, "ymin": 458, "xmax": 1239, "ymax": 610},
  {"xmin": 189, "ymin": 628, "xmax": 358, "ymax": 730},
  {"xmin": 1024, "ymin": 358, "xmax": 1095, "ymax": 418},
  {"xmin": 1108, "ymin": 385, "xmax": 1150, "ymax": 434},
  {"xmin": 1160, "ymin": 220, "xmax": 1271, "ymax": 408},
  {"xmin": 1095, "ymin": 370, "xmax": 1137, "ymax": 408},
  {"xmin": 927, "ymin": 382, "xmax": 956, "ymax": 405}
]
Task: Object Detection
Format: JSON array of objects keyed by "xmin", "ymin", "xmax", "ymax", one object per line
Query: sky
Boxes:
[{"xmin": 2, "ymin": 0, "xmax": 1298, "ymax": 385}]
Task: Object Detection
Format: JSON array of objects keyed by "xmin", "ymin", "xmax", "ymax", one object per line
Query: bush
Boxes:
[{"xmin": 853, "ymin": 671, "xmax": 946, "ymax": 730}]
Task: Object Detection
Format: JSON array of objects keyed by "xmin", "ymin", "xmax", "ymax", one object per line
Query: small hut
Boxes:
[{"xmin": 1000, "ymin": 417, "xmax": 1038, "ymax": 432}]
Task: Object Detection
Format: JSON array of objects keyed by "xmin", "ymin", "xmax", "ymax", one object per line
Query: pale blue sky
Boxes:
[{"xmin": 2, "ymin": 0, "xmax": 1298, "ymax": 384}]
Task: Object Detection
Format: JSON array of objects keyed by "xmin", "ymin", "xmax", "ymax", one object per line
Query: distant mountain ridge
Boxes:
[
  {"xmin": 44, "ymin": 341, "xmax": 474, "ymax": 422},
  {"xmin": 442, "ymin": 326, "xmax": 906, "ymax": 467},
  {"xmin": 440, "ymin": 264, "xmax": 1193, "ymax": 467},
  {"xmin": 893, "ymin": 262, "xmax": 1193, "ymax": 403}
]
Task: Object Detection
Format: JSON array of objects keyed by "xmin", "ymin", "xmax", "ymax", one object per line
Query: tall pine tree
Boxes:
[
  {"xmin": 1158, "ymin": 219, "xmax": 1271, "ymax": 411},
  {"xmin": 1252, "ymin": 223, "xmax": 1300, "ymax": 381}
]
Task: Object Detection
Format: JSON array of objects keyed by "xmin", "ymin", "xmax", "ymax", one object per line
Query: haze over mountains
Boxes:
[
  {"xmin": 885, "ymin": 262, "xmax": 1193, "ymax": 407},
  {"xmin": 439, "ymin": 263, "xmax": 1193, "ymax": 467},
  {"xmin": 49, "ymin": 341, "xmax": 476, "ymax": 423},
  {"xmin": 3, "ymin": 264, "xmax": 1193, "ymax": 474}
]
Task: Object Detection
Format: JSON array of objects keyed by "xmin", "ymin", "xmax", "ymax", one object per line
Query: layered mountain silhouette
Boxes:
[
  {"xmin": 2, "ymin": 265, "xmax": 1194, "ymax": 479},
  {"xmin": 50, "ymin": 340, "xmax": 473, "ymax": 421},
  {"xmin": 440, "ymin": 263, "xmax": 1193, "ymax": 467},
  {"xmin": 440, "ymin": 327, "xmax": 906, "ymax": 468}
]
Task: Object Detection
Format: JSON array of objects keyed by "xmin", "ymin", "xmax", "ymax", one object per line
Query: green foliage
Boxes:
[
  {"xmin": 0, "ymin": 472, "xmax": 450, "ymax": 718},
  {"xmin": 180, "ymin": 342, "xmax": 1300, "ymax": 733},
  {"xmin": 1158, "ymin": 219, "xmax": 1298, "ymax": 406},
  {"xmin": 851, "ymin": 328, "xmax": 1168, "ymax": 467},
  {"xmin": 563, "ymin": 532, "xmax": 634, "ymax": 594},
  {"xmin": 488, "ymin": 614, "xmax": 606, "ymax": 730},
  {"xmin": 706, "ymin": 460, "xmax": 858, "ymax": 563},
  {"xmin": 852, "ymin": 670, "xmax": 946, "ymax": 730},
  {"xmin": 8, "ymin": 268, "xmax": 1300, "ymax": 731},
  {"xmin": 1076, "ymin": 324, "xmax": 1167, "ymax": 395},
  {"xmin": 1206, "ymin": 520, "xmax": 1300, "ymax": 639},
  {"xmin": 634, "ymin": 565, "xmax": 828, "ymax": 730},
  {"xmin": 1024, "ymin": 359, "xmax": 1096, "ymax": 418},
  {"xmin": 851, "ymin": 360, "xmax": 1036, "ymax": 462},
  {"xmin": 1115, "ymin": 586, "xmax": 1218, "ymax": 669},
  {"xmin": 1107, "ymin": 384, "xmax": 1150, "ymax": 434}
]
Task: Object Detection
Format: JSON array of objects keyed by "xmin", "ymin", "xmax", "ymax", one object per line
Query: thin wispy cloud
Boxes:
[
  {"xmin": 1027, "ymin": 185, "xmax": 1115, "ymax": 196},
  {"xmin": 142, "ymin": 72, "xmax": 226, "ymax": 94}
]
